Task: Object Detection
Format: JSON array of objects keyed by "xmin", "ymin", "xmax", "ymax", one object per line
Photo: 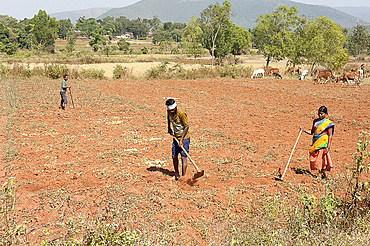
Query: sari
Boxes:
[{"xmin": 309, "ymin": 118, "xmax": 334, "ymax": 171}]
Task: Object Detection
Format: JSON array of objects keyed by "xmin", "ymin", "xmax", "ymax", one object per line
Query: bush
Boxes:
[
  {"xmin": 117, "ymin": 39, "xmax": 130, "ymax": 52},
  {"xmin": 81, "ymin": 68, "xmax": 105, "ymax": 80},
  {"xmin": 218, "ymin": 65, "xmax": 252, "ymax": 79},
  {"xmin": 113, "ymin": 65, "xmax": 130, "ymax": 79},
  {"xmin": 141, "ymin": 47, "xmax": 148, "ymax": 54},
  {"xmin": 0, "ymin": 178, "xmax": 27, "ymax": 245},
  {"xmin": 44, "ymin": 64, "xmax": 67, "ymax": 79}
]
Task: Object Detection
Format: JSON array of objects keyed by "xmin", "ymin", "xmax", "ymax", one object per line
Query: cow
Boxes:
[
  {"xmin": 264, "ymin": 67, "xmax": 281, "ymax": 78},
  {"xmin": 299, "ymin": 70, "xmax": 308, "ymax": 80},
  {"xmin": 272, "ymin": 72, "xmax": 282, "ymax": 79},
  {"xmin": 312, "ymin": 66, "xmax": 326, "ymax": 76},
  {"xmin": 314, "ymin": 70, "xmax": 335, "ymax": 84},
  {"xmin": 285, "ymin": 66, "xmax": 294, "ymax": 74},
  {"xmin": 251, "ymin": 69, "xmax": 264, "ymax": 78},
  {"xmin": 336, "ymin": 71, "xmax": 361, "ymax": 86},
  {"xmin": 285, "ymin": 66, "xmax": 301, "ymax": 75},
  {"xmin": 268, "ymin": 68, "xmax": 280, "ymax": 76},
  {"xmin": 264, "ymin": 66, "xmax": 272, "ymax": 74},
  {"xmin": 360, "ymin": 63, "xmax": 366, "ymax": 79}
]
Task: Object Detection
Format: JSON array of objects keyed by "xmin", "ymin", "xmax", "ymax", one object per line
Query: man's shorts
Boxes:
[
  {"xmin": 60, "ymin": 91, "xmax": 67, "ymax": 104},
  {"xmin": 172, "ymin": 137, "xmax": 190, "ymax": 158}
]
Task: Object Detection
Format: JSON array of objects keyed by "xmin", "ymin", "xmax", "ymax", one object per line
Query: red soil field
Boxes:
[{"xmin": 1, "ymin": 77, "xmax": 369, "ymax": 244}]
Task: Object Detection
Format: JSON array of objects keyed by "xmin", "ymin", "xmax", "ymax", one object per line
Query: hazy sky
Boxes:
[{"xmin": 1, "ymin": 0, "xmax": 369, "ymax": 20}]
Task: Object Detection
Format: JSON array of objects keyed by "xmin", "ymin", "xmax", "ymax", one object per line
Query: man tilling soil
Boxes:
[
  {"xmin": 59, "ymin": 74, "xmax": 71, "ymax": 110},
  {"xmin": 166, "ymin": 99, "xmax": 190, "ymax": 180}
]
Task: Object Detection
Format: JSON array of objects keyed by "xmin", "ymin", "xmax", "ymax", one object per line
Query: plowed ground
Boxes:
[{"xmin": 1, "ymin": 76, "xmax": 369, "ymax": 244}]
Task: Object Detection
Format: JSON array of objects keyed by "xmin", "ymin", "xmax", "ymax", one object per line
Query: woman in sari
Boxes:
[{"xmin": 301, "ymin": 106, "xmax": 334, "ymax": 179}]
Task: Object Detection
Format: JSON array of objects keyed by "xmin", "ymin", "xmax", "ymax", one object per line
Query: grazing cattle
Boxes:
[
  {"xmin": 312, "ymin": 66, "xmax": 326, "ymax": 76},
  {"xmin": 272, "ymin": 72, "xmax": 282, "ymax": 79},
  {"xmin": 268, "ymin": 68, "xmax": 280, "ymax": 76},
  {"xmin": 360, "ymin": 64, "xmax": 366, "ymax": 79},
  {"xmin": 285, "ymin": 66, "xmax": 301, "ymax": 75},
  {"xmin": 251, "ymin": 69, "xmax": 264, "ymax": 78},
  {"xmin": 285, "ymin": 66, "xmax": 294, "ymax": 74},
  {"xmin": 299, "ymin": 70, "xmax": 308, "ymax": 80},
  {"xmin": 314, "ymin": 70, "xmax": 335, "ymax": 84},
  {"xmin": 264, "ymin": 66, "xmax": 272, "ymax": 74},
  {"xmin": 336, "ymin": 71, "xmax": 361, "ymax": 86},
  {"xmin": 357, "ymin": 69, "xmax": 363, "ymax": 79}
]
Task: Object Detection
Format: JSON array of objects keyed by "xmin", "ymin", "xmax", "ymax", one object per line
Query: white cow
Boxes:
[
  {"xmin": 357, "ymin": 69, "xmax": 363, "ymax": 79},
  {"xmin": 299, "ymin": 70, "xmax": 308, "ymax": 80},
  {"xmin": 251, "ymin": 69, "xmax": 264, "ymax": 79}
]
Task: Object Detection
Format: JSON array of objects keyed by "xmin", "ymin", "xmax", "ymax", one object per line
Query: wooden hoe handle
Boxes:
[{"xmin": 172, "ymin": 136, "xmax": 201, "ymax": 172}]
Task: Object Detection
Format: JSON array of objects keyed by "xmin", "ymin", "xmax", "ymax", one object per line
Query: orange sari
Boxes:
[{"xmin": 310, "ymin": 148, "xmax": 332, "ymax": 171}]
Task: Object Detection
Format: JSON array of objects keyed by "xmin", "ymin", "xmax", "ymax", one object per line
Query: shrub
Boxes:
[
  {"xmin": 117, "ymin": 39, "xmax": 130, "ymax": 52},
  {"xmin": 0, "ymin": 178, "xmax": 27, "ymax": 245},
  {"xmin": 66, "ymin": 67, "xmax": 82, "ymax": 80},
  {"xmin": 141, "ymin": 47, "xmax": 148, "ymax": 54},
  {"xmin": 44, "ymin": 64, "xmax": 67, "ymax": 79},
  {"xmin": 81, "ymin": 68, "xmax": 105, "ymax": 80},
  {"xmin": 0, "ymin": 63, "xmax": 10, "ymax": 77},
  {"xmin": 219, "ymin": 65, "xmax": 252, "ymax": 79},
  {"xmin": 113, "ymin": 65, "xmax": 130, "ymax": 79}
]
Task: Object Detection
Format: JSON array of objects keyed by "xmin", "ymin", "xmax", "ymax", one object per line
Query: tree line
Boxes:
[{"xmin": 0, "ymin": 0, "xmax": 369, "ymax": 69}]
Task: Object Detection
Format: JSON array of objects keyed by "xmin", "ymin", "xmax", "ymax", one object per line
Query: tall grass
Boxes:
[
  {"xmin": 1, "ymin": 62, "xmax": 252, "ymax": 81},
  {"xmin": 146, "ymin": 63, "xmax": 252, "ymax": 80}
]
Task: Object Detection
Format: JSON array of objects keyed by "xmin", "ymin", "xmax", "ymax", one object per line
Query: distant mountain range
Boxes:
[
  {"xmin": 50, "ymin": 0, "xmax": 369, "ymax": 29},
  {"xmin": 334, "ymin": 6, "xmax": 370, "ymax": 24},
  {"xmin": 50, "ymin": 8, "xmax": 111, "ymax": 23}
]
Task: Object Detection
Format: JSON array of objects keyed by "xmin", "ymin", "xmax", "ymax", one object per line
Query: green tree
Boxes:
[
  {"xmin": 101, "ymin": 16, "xmax": 116, "ymax": 34},
  {"xmin": 16, "ymin": 18, "xmax": 35, "ymax": 49},
  {"xmin": 30, "ymin": 10, "xmax": 59, "ymax": 52},
  {"xmin": 182, "ymin": 16, "xmax": 204, "ymax": 59},
  {"xmin": 113, "ymin": 16, "xmax": 131, "ymax": 36},
  {"xmin": 76, "ymin": 17, "xmax": 100, "ymax": 37},
  {"xmin": 200, "ymin": 0, "xmax": 231, "ymax": 65},
  {"xmin": 152, "ymin": 21, "xmax": 185, "ymax": 44},
  {"xmin": 58, "ymin": 19, "xmax": 74, "ymax": 39},
  {"xmin": 89, "ymin": 28, "xmax": 112, "ymax": 56},
  {"xmin": 117, "ymin": 39, "xmax": 130, "ymax": 53},
  {"xmin": 0, "ymin": 22, "xmax": 17, "ymax": 55},
  {"xmin": 252, "ymin": 6, "xmax": 299, "ymax": 66},
  {"xmin": 152, "ymin": 29, "xmax": 172, "ymax": 44},
  {"xmin": 286, "ymin": 17, "xmax": 307, "ymax": 66},
  {"xmin": 129, "ymin": 18, "xmax": 149, "ymax": 39},
  {"xmin": 66, "ymin": 31, "xmax": 77, "ymax": 53},
  {"xmin": 226, "ymin": 23, "xmax": 250, "ymax": 63},
  {"xmin": 0, "ymin": 15, "xmax": 19, "ymax": 43},
  {"xmin": 347, "ymin": 24, "xmax": 369, "ymax": 62},
  {"xmin": 300, "ymin": 16, "xmax": 348, "ymax": 70}
]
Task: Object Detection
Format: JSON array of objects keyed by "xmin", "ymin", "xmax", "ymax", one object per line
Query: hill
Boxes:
[
  {"xmin": 97, "ymin": 0, "xmax": 368, "ymax": 28},
  {"xmin": 334, "ymin": 6, "xmax": 370, "ymax": 24},
  {"xmin": 50, "ymin": 8, "xmax": 111, "ymax": 23}
]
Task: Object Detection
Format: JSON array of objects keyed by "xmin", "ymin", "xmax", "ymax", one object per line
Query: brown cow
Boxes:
[
  {"xmin": 285, "ymin": 66, "xmax": 295, "ymax": 74},
  {"xmin": 312, "ymin": 66, "xmax": 326, "ymax": 76},
  {"xmin": 314, "ymin": 70, "xmax": 335, "ymax": 84},
  {"xmin": 285, "ymin": 66, "xmax": 301, "ymax": 75},
  {"xmin": 336, "ymin": 71, "xmax": 361, "ymax": 86},
  {"xmin": 264, "ymin": 66, "xmax": 272, "ymax": 74},
  {"xmin": 268, "ymin": 68, "xmax": 280, "ymax": 76}
]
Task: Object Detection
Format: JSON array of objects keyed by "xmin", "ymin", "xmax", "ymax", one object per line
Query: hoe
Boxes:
[
  {"xmin": 275, "ymin": 129, "xmax": 302, "ymax": 181},
  {"xmin": 173, "ymin": 137, "xmax": 204, "ymax": 179}
]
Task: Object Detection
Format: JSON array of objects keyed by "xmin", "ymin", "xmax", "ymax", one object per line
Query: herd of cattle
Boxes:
[{"xmin": 251, "ymin": 63, "xmax": 367, "ymax": 86}]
